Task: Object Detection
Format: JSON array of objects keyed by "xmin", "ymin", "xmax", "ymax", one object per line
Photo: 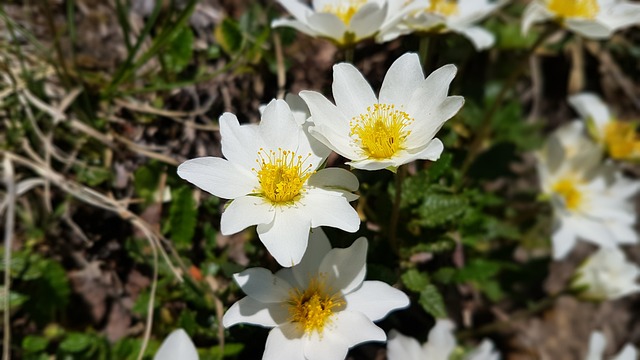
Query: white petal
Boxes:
[
  {"xmin": 379, "ymin": 53, "xmax": 425, "ymax": 108},
  {"xmin": 260, "ymin": 99, "xmax": 301, "ymax": 151},
  {"xmin": 394, "ymin": 138, "xmax": 445, "ymax": 167},
  {"xmin": 304, "ymin": 331, "xmax": 349, "ymax": 360},
  {"xmin": 272, "ymin": 18, "xmax": 321, "ymax": 37},
  {"xmin": 177, "ymin": 157, "xmax": 256, "ymax": 199},
  {"xmin": 307, "ymin": 12, "xmax": 348, "ymax": 41},
  {"xmin": 220, "ymin": 195, "xmax": 275, "ymax": 235},
  {"xmin": 408, "ymin": 96, "xmax": 464, "ymax": 147},
  {"xmin": 343, "ymin": 281, "xmax": 409, "ymax": 321},
  {"xmin": 521, "ymin": 2, "xmax": 551, "ymax": 35},
  {"xmin": 332, "ymin": 63, "xmax": 377, "ymax": 120},
  {"xmin": 234, "ymin": 267, "xmax": 293, "ymax": 303},
  {"xmin": 350, "ymin": 2, "xmax": 387, "ymax": 40},
  {"xmin": 257, "ymin": 208, "xmax": 312, "ymax": 267},
  {"xmin": 613, "ymin": 344, "xmax": 638, "ymax": 360},
  {"xmin": 456, "ymin": 26, "xmax": 495, "ymax": 50},
  {"xmin": 222, "ymin": 297, "xmax": 285, "ymax": 328},
  {"xmin": 565, "ymin": 19, "xmax": 613, "ymax": 39},
  {"xmin": 600, "ymin": 3, "xmax": 640, "ymax": 29},
  {"xmin": 466, "ymin": 339, "xmax": 500, "ymax": 360},
  {"xmin": 422, "ymin": 319, "xmax": 457, "ymax": 359},
  {"xmin": 263, "ymin": 324, "xmax": 305, "ymax": 360},
  {"xmin": 320, "ymin": 237, "xmax": 367, "ymax": 294},
  {"xmin": 276, "ymin": 0, "xmax": 313, "ymax": 22},
  {"xmin": 308, "ymin": 168, "xmax": 359, "ymax": 192},
  {"xmin": 292, "ymin": 228, "xmax": 332, "ymax": 288},
  {"xmin": 551, "ymin": 219, "xmax": 578, "ymax": 260},
  {"xmin": 219, "ymin": 113, "xmax": 262, "ymax": 171},
  {"xmin": 303, "ymin": 189, "xmax": 360, "ymax": 232},
  {"xmin": 586, "ymin": 331, "xmax": 606, "ymax": 360},
  {"xmin": 387, "ymin": 330, "xmax": 424, "ymax": 360},
  {"xmin": 154, "ymin": 329, "xmax": 199, "ymax": 360},
  {"xmin": 568, "ymin": 93, "xmax": 611, "ymax": 132},
  {"xmin": 348, "ymin": 157, "xmax": 397, "ymax": 171}
]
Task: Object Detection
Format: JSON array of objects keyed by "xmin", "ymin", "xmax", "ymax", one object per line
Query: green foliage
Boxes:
[
  {"xmin": 162, "ymin": 26, "xmax": 195, "ymax": 73},
  {"xmin": 419, "ymin": 285, "xmax": 448, "ymax": 319},
  {"xmin": 166, "ymin": 186, "xmax": 198, "ymax": 250}
]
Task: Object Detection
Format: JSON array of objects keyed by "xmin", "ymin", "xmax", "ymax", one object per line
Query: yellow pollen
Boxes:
[
  {"xmin": 287, "ymin": 274, "xmax": 344, "ymax": 335},
  {"xmin": 322, "ymin": 0, "xmax": 367, "ymax": 25},
  {"xmin": 252, "ymin": 148, "xmax": 314, "ymax": 204},
  {"xmin": 429, "ymin": 0, "xmax": 459, "ymax": 16},
  {"xmin": 548, "ymin": 0, "xmax": 599, "ymax": 19},
  {"xmin": 552, "ymin": 178, "xmax": 583, "ymax": 211},
  {"xmin": 350, "ymin": 103, "xmax": 414, "ymax": 159},
  {"xmin": 603, "ymin": 120, "xmax": 640, "ymax": 160}
]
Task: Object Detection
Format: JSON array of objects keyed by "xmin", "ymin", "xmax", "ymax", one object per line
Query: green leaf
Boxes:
[
  {"xmin": 163, "ymin": 26, "xmax": 194, "ymax": 73},
  {"xmin": 401, "ymin": 269, "xmax": 430, "ymax": 293},
  {"xmin": 215, "ymin": 17, "xmax": 243, "ymax": 54},
  {"xmin": 0, "ymin": 287, "xmax": 28, "ymax": 311},
  {"xmin": 168, "ymin": 186, "xmax": 197, "ymax": 249},
  {"xmin": 414, "ymin": 192, "xmax": 468, "ymax": 227},
  {"xmin": 428, "ymin": 152, "xmax": 453, "ymax": 182},
  {"xmin": 134, "ymin": 163, "xmax": 162, "ymax": 205},
  {"xmin": 22, "ymin": 335, "xmax": 49, "ymax": 353},
  {"xmin": 59, "ymin": 333, "xmax": 93, "ymax": 353},
  {"xmin": 419, "ymin": 284, "xmax": 447, "ymax": 319},
  {"xmin": 206, "ymin": 343, "xmax": 244, "ymax": 357},
  {"xmin": 75, "ymin": 166, "xmax": 111, "ymax": 187}
]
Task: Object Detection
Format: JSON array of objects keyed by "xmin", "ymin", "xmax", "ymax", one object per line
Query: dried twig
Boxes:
[{"xmin": 2, "ymin": 157, "xmax": 16, "ymax": 360}]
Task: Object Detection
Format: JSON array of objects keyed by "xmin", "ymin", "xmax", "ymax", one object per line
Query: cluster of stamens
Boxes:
[
  {"xmin": 349, "ymin": 103, "xmax": 414, "ymax": 159},
  {"xmin": 548, "ymin": 0, "xmax": 599, "ymax": 19},
  {"xmin": 287, "ymin": 274, "xmax": 345, "ymax": 335},
  {"xmin": 429, "ymin": 0, "xmax": 459, "ymax": 16},
  {"xmin": 603, "ymin": 120, "xmax": 640, "ymax": 160},
  {"xmin": 321, "ymin": 0, "xmax": 367, "ymax": 25},
  {"xmin": 552, "ymin": 177, "xmax": 584, "ymax": 211},
  {"xmin": 252, "ymin": 148, "xmax": 314, "ymax": 204}
]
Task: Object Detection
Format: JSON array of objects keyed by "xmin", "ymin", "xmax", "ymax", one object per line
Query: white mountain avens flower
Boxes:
[
  {"xmin": 300, "ymin": 52, "xmax": 464, "ymax": 171},
  {"xmin": 586, "ymin": 331, "xmax": 637, "ymax": 360},
  {"xmin": 571, "ymin": 247, "xmax": 640, "ymax": 301},
  {"xmin": 380, "ymin": 0, "xmax": 505, "ymax": 50},
  {"xmin": 177, "ymin": 99, "xmax": 360, "ymax": 267},
  {"xmin": 154, "ymin": 329, "xmax": 199, "ymax": 360},
  {"xmin": 569, "ymin": 92, "xmax": 640, "ymax": 161},
  {"xmin": 387, "ymin": 319, "xmax": 500, "ymax": 360},
  {"xmin": 522, "ymin": 0, "xmax": 640, "ymax": 39},
  {"xmin": 537, "ymin": 122, "xmax": 640, "ymax": 259},
  {"xmin": 222, "ymin": 229, "xmax": 410, "ymax": 360},
  {"xmin": 271, "ymin": 0, "xmax": 418, "ymax": 46}
]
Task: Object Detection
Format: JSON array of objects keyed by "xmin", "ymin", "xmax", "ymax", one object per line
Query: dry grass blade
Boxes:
[{"xmin": 2, "ymin": 157, "xmax": 16, "ymax": 360}]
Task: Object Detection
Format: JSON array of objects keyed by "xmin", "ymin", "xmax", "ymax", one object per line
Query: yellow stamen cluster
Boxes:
[
  {"xmin": 322, "ymin": 0, "xmax": 367, "ymax": 25},
  {"xmin": 552, "ymin": 178, "xmax": 583, "ymax": 211},
  {"xmin": 253, "ymin": 148, "xmax": 313, "ymax": 204},
  {"xmin": 548, "ymin": 0, "xmax": 599, "ymax": 19},
  {"xmin": 350, "ymin": 103, "xmax": 414, "ymax": 159},
  {"xmin": 603, "ymin": 120, "xmax": 640, "ymax": 161},
  {"xmin": 287, "ymin": 274, "xmax": 345, "ymax": 335},
  {"xmin": 429, "ymin": 0, "xmax": 459, "ymax": 16}
]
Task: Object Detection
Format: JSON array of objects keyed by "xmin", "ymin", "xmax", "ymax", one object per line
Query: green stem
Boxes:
[
  {"xmin": 389, "ymin": 166, "xmax": 407, "ymax": 254},
  {"xmin": 418, "ymin": 35, "xmax": 430, "ymax": 71},
  {"xmin": 459, "ymin": 26, "xmax": 556, "ymax": 180},
  {"xmin": 344, "ymin": 46, "xmax": 354, "ymax": 64}
]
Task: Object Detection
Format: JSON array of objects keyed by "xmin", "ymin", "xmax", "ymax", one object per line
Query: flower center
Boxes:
[
  {"xmin": 429, "ymin": 0, "xmax": 459, "ymax": 16},
  {"xmin": 552, "ymin": 178, "xmax": 583, "ymax": 211},
  {"xmin": 547, "ymin": 0, "xmax": 599, "ymax": 19},
  {"xmin": 253, "ymin": 148, "xmax": 313, "ymax": 204},
  {"xmin": 287, "ymin": 274, "xmax": 345, "ymax": 335},
  {"xmin": 350, "ymin": 103, "xmax": 414, "ymax": 159},
  {"xmin": 322, "ymin": 0, "xmax": 366, "ymax": 25},
  {"xmin": 603, "ymin": 120, "xmax": 640, "ymax": 160}
]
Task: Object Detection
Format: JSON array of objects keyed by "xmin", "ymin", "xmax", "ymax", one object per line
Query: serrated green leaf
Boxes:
[
  {"xmin": 163, "ymin": 26, "xmax": 194, "ymax": 73},
  {"xmin": 401, "ymin": 269, "xmax": 430, "ymax": 293},
  {"xmin": 168, "ymin": 186, "xmax": 197, "ymax": 249},
  {"xmin": 215, "ymin": 17, "xmax": 243, "ymax": 54},
  {"xmin": 414, "ymin": 192, "xmax": 468, "ymax": 227},
  {"xmin": 428, "ymin": 152, "xmax": 453, "ymax": 182},
  {"xmin": 419, "ymin": 284, "xmax": 447, "ymax": 319}
]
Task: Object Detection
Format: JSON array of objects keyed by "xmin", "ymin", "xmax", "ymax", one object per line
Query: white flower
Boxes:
[
  {"xmin": 569, "ymin": 92, "xmax": 640, "ymax": 161},
  {"xmin": 387, "ymin": 320, "xmax": 500, "ymax": 360},
  {"xmin": 522, "ymin": 0, "xmax": 640, "ymax": 39},
  {"xmin": 272, "ymin": 0, "xmax": 416, "ymax": 46},
  {"xmin": 381, "ymin": 0, "xmax": 505, "ymax": 50},
  {"xmin": 300, "ymin": 52, "xmax": 464, "ymax": 171},
  {"xmin": 177, "ymin": 99, "xmax": 360, "ymax": 267},
  {"xmin": 571, "ymin": 247, "xmax": 640, "ymax": 301},
  {"xmin": 586, "ymin": 331, "xmax": 637, "ymax": 360},
  {"xmin": 154, "ymin": 329, "xmax": 199, "ymax": 360},
  {"xmin": 537, "ymin": 122, "xmax": 640, "ymax": 259},
  {"xmin": 222, "ymin": 229, "xmax": 410, "ymax": 360}
]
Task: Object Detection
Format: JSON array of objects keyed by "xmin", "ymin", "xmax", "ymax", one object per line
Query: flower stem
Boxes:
[
  {"xmin": 418, "ymin": 35, "xmax": 430, "ymax": 70},
  {"xmin": 389, "ymin": 166, "xmax": 407, "ymax": 254},
  {"xmin": 344, "ymin": 46, "xmax": 355, "ymax": 64},
  {"xmin": 459, "ymin": 26, "xmax": 556, "ymax": 180}
]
